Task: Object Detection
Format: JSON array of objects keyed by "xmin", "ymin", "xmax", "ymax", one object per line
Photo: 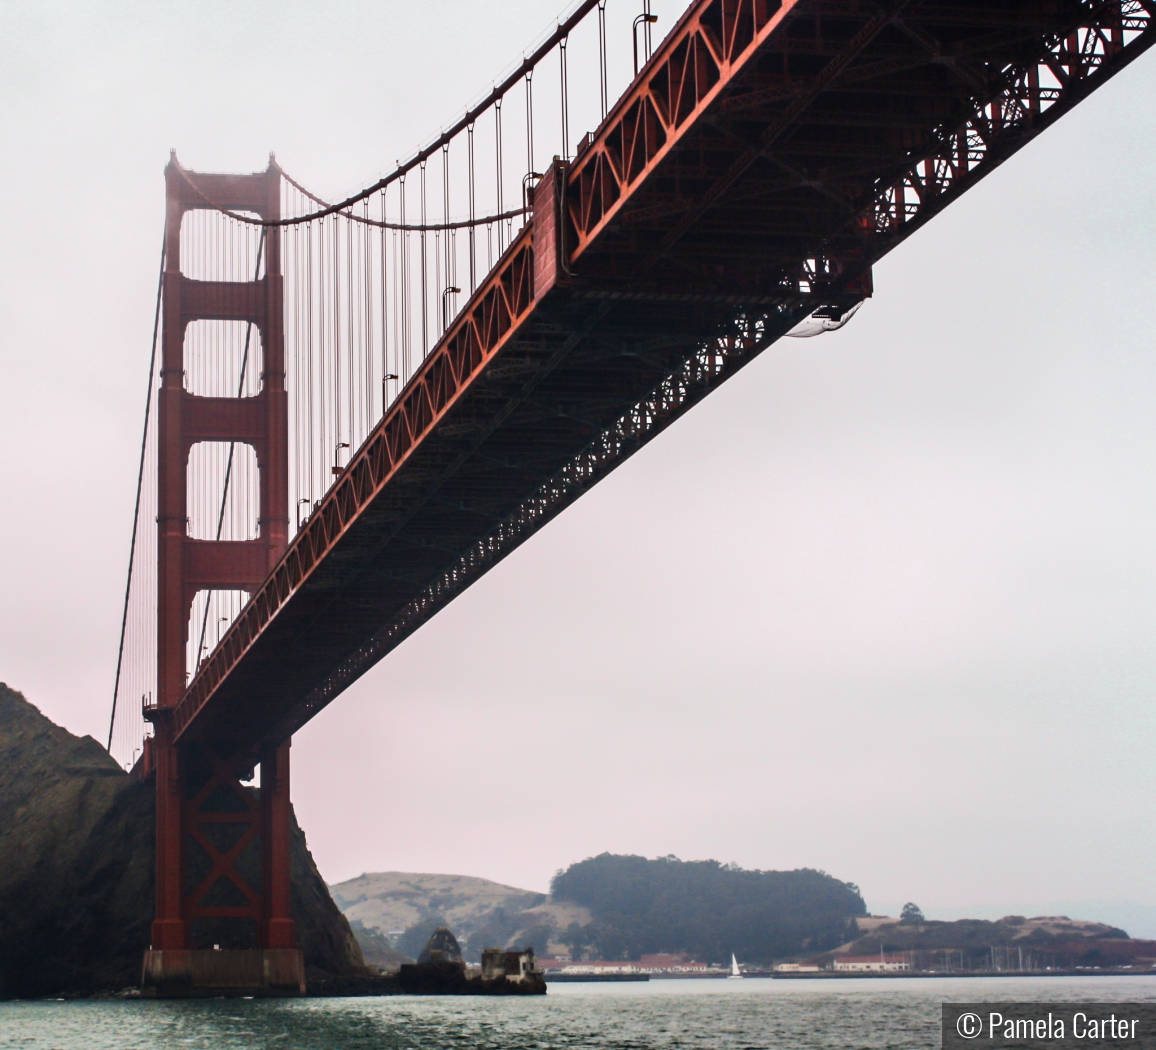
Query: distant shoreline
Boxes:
[
  {"xmin": 551, "ymin": 969, "xmax": 1154, "ymax": 981},
  {"xmin": 547, "ymin": 974, "xmax": 651, "ymax": 983},
  {"xmin": 767, "ymin": 970, "xmax": 1154, "ymax": 980}
]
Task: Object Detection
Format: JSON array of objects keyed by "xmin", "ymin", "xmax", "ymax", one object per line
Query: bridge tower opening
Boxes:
[{"xmin": 142, "ymin": 157, "xmax": 303, "ymax": 996}]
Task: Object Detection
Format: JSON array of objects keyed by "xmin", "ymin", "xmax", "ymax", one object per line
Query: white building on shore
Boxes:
[
  {"xmin": 832, "ymin": 954, "xmax": 910, "ymax": 972},
  {"xmin": 539, "ymin": 953, "xmax": 712, "ymax": 975}
]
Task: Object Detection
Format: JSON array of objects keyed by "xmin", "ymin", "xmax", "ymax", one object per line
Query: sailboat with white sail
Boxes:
[{"xmin": 728, "ymin": 954, "xmax": 742, "ymax": 979}]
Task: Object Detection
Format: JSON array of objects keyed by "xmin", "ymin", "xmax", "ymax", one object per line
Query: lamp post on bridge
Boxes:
[{"xmin": 633, "ymin": 9, "xmax": 658, "ymax": 74}]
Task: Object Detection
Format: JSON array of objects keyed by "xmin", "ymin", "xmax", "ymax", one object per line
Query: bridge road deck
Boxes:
[{"xmin": 173, "ymin": 0, "xmax": 1155, "ymax": 755}]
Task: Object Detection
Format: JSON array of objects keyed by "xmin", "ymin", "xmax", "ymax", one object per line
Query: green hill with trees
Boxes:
[{"xmin": 550, "ymin": 853, "xmax": 865, "ymax": 964}]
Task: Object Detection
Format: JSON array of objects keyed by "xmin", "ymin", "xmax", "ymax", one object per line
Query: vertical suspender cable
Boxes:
[
  {"xmin": 391, "ymin": 219, "xmax": 399, "ymax": 394},
  {"xmin": 420, "ymin": 162, "xmax": 428, "ymax": 355},
  {"xmin": 599, "ymin": 1, "xmax": 609, "ymax": 120},
  {"xmin": 442, "ymin": 144, "xmax": 453, "ymax": 328},
  {"xmin": 495, "ymin": 99, "xmax": 504, "ymax": 253},
  {"xmin": 363, "ymin": 197, "xmax": 372, "ymax": 434},
  {"xmin": 319, "ymin": 218, "xmax": 328, "ymax": 481},
  {"xmin": 306, "ymin": 218, "xmax": 315, "ymax": 512},
  {"xmin": 400, "ymin": 175, "xmax": 409, "ymax": 379},
  {"xmin": 333, "ymin": 214, "xmax": 341, "ymax": 463},
  {"xmin": 525, "ymin": 70, "xmax": 535, "ymax": 180},
  {"xmin": 467, "ymin": 125, "xmax": 477, "ymax": 294},
  {"xmin": 107, "ymin": 236, "xmax": 165, "ymax": 753},
  {"xmin": 560, "ymin": 36, "xmax": 570, "ymax": 160},
  {"xmin": 434, "ymin": 177, "xmax": 443, "ymax": 337},
  {"xmin": 392, "ymin": 224, "xmax": 400, "ymax": 386},
  {"xmin": 442, "ymin": 145, "xmax": 451, "ymax": 282},
  {"xmin": 447, "ymin": 153, "xmax": 457, "ymax": 301},
  {"xmin": 295, "ymin": 200, "xmax": 305, "ymax": 530},
  {"xmin": 345, "ymin": 209, "xmax": 354, "ymax": 451},
  {"xmin": 290, "ymin": 205, "xmax": 298, "ymax": 529},
  {"xmin": 379, "ymin": 187, "xmax": 388, "ymax": 418}
]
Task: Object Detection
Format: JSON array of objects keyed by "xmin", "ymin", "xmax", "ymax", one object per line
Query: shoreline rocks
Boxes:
[{"xmin": 0, "ymin": 683, "xmax": 365, "ymax": 999}]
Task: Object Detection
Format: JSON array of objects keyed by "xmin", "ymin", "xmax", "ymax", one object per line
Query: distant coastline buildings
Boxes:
[
  {"xmin": 540, "ymin": 951, "xmax": 913, "ymax": 975},
  {"xmin": 832, "ymin": 954, "xmax": 910, "ymax": 972},
  {"xmin": 539, "ymin": 953, "xmax": 713, "ymax": 975}
]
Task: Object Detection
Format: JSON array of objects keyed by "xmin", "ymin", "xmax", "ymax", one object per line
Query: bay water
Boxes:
[{"xmin": 1, "ymin": 975, "xmax": 1152, "ymax": 1049}]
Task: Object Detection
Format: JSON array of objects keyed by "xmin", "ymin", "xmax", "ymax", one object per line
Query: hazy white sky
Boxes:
[{"xmin": 1, "ymin": 2, "xmax": 1153, "ymax": 922}]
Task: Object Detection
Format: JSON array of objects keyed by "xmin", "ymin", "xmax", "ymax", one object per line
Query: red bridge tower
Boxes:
[{"xmin": 142, "ymin": 157, "xmax": 304, "ymax": 996}]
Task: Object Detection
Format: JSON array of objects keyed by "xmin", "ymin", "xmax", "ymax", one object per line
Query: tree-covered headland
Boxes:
[{"xmin": 551, "ymin": 853, "xmax": 865, "ymax": 964}]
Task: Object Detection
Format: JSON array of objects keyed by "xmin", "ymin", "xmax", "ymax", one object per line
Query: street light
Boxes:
[
  {"xmin": 441, "ymin": 286, "xmax": 461, "ymax": 332},
  {"xmin": 522, "ymin": 171, "xmax": 543, "ymax": 211},
  {"xmin": 381, "ymin": 372, "xmax": 399, "ymax": 411},
  {"xmin": 333, "ymin": 441, "xmax": 350, "ymax": 476},
  {"xmin": 633, "ymin": 11, "xmax": 658, "ymax": 74}
]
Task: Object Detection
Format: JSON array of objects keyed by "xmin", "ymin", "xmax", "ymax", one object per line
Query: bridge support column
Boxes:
[
  {"xmin": 261, "ymin": 742, "xmax": 296, "ymax": 950},
  {"xmin": 142, "ymin": 738, "xmax": 304, "ymax": 997},
  {"xmin": 151, "ymin": 723, "xmax": 186, "ymax": 951}
]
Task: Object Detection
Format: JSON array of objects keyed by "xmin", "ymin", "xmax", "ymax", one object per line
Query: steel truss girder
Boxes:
[
  {"xmin": 174, "ymin": 0, "xmax": 1154, "ymax": 752},
  {"xmin": 176, "ymin": 224, "xmax": 539, "ymax": 740}
]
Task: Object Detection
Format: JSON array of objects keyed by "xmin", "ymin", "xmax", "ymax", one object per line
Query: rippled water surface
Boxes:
[{"xmin": 3, "ymin": 976, "xmax": 1153, "ymax": 1049}]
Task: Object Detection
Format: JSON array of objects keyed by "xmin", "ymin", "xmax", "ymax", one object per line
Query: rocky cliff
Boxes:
[{"xmin": 0, "ymin": 682, "xmax": 364, "ymax": 998}]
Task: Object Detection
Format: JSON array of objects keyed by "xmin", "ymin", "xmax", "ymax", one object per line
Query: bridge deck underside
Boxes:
[
  {"xmin": 193, "ymin": 296, "xmax": 771, "ymax": 751},
  {"xmin": 178, "ymin": 0, "xmax": 1153, "ymax": 754}
]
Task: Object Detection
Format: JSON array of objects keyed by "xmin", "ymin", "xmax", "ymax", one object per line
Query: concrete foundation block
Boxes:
[{"xmin": 141, "ymin": 948, "xmax": 305, "ymax": 997}]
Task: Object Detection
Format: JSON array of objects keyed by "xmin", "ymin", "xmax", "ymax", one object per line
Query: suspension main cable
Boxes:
[
  {"xmin": 174, "ymin": 0, "xmax": 602, "ymax": 228},
  {"xmin": 107, "ymin": 235, "xmax": 165, "ymax": 752},
  {"xmin": 279, "ymin": 169, "xmax": 529, "ymax": 230},
  {"xmin": 177, "ymin": 165, "xmax": 534, "ymax": 232}
]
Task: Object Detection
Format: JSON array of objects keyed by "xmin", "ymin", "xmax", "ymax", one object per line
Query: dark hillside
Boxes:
[
  {"xmin": 0, "ymin": 682, "xmax": 364, "ymax": 998},
  {"xmin": 551, "ymin": 853, "xmax": 865, "ymax": 964},
  {"xmin": 838, "ymin": 915, "xmax": 1152, "ymax": 970},
  {"xmin": 847, "ymin": 916, "xmax": 1128, "ymax": 956}
]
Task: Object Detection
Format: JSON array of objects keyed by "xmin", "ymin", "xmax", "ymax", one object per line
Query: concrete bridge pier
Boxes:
[{"xmin": 141, "ymin": 948, "xmax": 305, "ymax": 998}]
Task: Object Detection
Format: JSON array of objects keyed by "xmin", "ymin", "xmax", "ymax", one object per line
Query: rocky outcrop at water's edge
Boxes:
[{"xmin": 0, "ymin": 682, "xmax": 365, "ymax": 999}]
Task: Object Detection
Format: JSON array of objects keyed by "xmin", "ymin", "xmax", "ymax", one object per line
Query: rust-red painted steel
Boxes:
[
  {"xmin": 175, "ymin": 217, "xmax": 539, "ymax": 744},
  {"xmin": 175, "ymin": 0, "xmax": 1154, "ymax": 756},
  {"xmin": 151, "ymin": 161, "xmax": 296, "ymax": 956}
]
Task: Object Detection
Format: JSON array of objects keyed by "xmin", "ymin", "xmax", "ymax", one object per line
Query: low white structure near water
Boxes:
[{"xmin": 832, "ymin": 954, "xmax": 910, "ymax": 972}]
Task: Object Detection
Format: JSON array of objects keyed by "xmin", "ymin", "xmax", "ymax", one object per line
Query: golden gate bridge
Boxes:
[{"xmin": 103, "ymin": 0, "xmax": 1154, "ymax": 995}]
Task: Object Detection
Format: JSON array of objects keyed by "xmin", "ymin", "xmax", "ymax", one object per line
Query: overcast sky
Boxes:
[{"xmin": 1, "ymin": 2, "xmax": 1153, "ymax": 927}]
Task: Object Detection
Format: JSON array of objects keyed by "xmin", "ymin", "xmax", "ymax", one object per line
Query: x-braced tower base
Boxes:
[
  {"xmin": 140, "ymin": 741, "xmax": 304, "ymax": 997},
  {"xmin": 142, "ymin": 157, "xmax": 303, "ymax": 998}
]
